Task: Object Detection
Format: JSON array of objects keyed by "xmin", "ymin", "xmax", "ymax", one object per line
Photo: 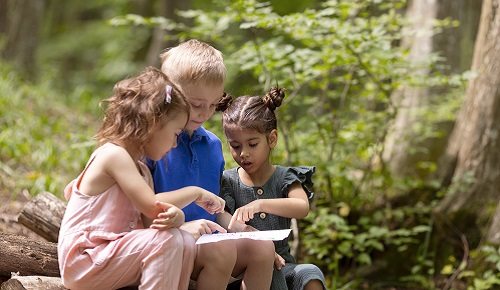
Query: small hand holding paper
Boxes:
[{"xmin": 150, "ymin": 201, "xmax": 184, "ymax": 230}]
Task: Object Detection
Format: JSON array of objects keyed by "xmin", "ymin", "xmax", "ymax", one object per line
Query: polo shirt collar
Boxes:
[{"xmin": 180, "ymin": 127, "xmax": 209, "ymax": 143}]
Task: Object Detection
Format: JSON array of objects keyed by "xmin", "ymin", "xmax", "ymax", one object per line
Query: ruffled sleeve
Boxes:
[
  {"xmin": 281, "ymin": 166, "xmax": 316, "ymax": 199},
  {"xmin": 220, "ymin": 171, "xmax": 236, "ymax": 214}
]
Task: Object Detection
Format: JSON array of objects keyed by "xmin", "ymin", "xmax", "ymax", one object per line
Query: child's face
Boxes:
[
  {"xmin": 224, "ymin": 127, "xmax": 277, "ymax": 175},
  {"xmin": 180, "ymin": 82, "xmax": 224, "ymax": 133},
  {"xmin": 145, "ymin": 112, "xmax": 188, "ymax": 161}
]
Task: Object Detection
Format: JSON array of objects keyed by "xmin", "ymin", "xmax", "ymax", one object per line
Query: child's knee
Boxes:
[
  {"xmin": 154, "ymin": 228, "xmax": 185, "ymax": 252},
  {"xmin": 254, "ymin": 240, "xmax": 275, "ymax": 262},
  {"xmin": 198, "ymin": 240, "xmax": 237, "ymax": 268},
  {"xmin": 238, "ymin": 239, "xmax": 275, "ymax": 263}
]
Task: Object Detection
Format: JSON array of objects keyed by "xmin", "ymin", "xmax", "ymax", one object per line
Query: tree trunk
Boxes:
[
  {"xmin": 17, "ymin": 192, "xmax": 65, "ymax": 243},
  {"xmin": 434, "ymin": 0, "xmax": 483, "ymax": 74},
  {"xmin": 0, "ymin": 0, "xmax": 45, "ymax": 79},
  {"xmin": 0, "ymin": 233, "xmax": 59, "ymax": 277},
  {"xmin": 1, "ymin": 275, "xmax": 66, "ymax": 290},
  {"xmin": 144, "ymin": 0, "xmax": 192, "ymax": 67},
  {"xmin": 0, "ymin": 0, "xmax": 7, "ymax": 35},
  {"xmin": 384, "ymin": 0, "xmax": 483, "ymax": 181},
  {"xmin": 437, "ymin": 0, "xmax": 500, "ymax": 243},
  {"xmin": 382, "ymin": 0, "xmax": 437, "ymax": 178}
]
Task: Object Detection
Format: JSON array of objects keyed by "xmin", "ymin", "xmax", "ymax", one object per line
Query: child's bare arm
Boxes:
[
  {"xmin": 102, "ymin": 145, "xmax": 224, "ymax": 219},
  {"xmin": 230, "ymin": 182, "xmax": 309, "ymax": 224}
]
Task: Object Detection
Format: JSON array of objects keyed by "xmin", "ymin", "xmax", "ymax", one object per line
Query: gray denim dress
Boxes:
[{"xmin": 221, "ymin": 166, "xmax": 326, "ymax": 290}]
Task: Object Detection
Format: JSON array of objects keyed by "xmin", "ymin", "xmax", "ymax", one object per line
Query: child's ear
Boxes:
[{"xmin": 268, "ymin": 129, "xmax": 278, "ymax": 148}]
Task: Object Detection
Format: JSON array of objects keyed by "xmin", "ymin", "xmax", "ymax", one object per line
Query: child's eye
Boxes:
[
  {"xmin": 230, "ymin": 144, "xmax": 240, "ymax": 149},
  {"xmin": 249, "ymin": 143, "xmax": 258, "ymax": 147}
]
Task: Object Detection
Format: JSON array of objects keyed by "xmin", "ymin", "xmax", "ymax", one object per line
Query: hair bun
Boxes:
[
  {"xmin": 216, "ymin": 92, "xmax": 234, "ymax": 112},
  {"xmin": 263, "ymin": 87, "xmax": 285, "ymax": 111}
]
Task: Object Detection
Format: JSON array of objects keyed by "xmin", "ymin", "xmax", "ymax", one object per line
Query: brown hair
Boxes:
[
  {"xmin": 96, "ymin": 67, "xmax": 190, "ymax": 150},
  {"xmin": 160, "ymin": 39, "xmax": 226, "ymax": 86},
  {"xmin": 220, "ymin": 87, "xmax": 286, "ymax": 134}
]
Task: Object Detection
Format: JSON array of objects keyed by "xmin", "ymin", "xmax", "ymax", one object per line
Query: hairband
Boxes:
[{"xmin": 165, "ymin": 85, "xmax": 172, "ymax": 104}]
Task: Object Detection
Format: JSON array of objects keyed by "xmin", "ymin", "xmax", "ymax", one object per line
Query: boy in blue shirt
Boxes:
[{"xmin": 149, "ymin": 39, "xmax": 275, "ymax": 290}]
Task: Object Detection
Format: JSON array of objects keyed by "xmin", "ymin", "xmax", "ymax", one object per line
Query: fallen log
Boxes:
[
  {"xmin": 1, "ymin": 275, "xmax": 66, "ymax": 290},
  {"xmin": 0, "ymin": 233, "xmax": 59, "ymax": 277},
  {"xmin": 0, "ymin": 275, "xmax": 138, "ymax": 290},
  {"xmin": 16, "ymin": 192, "xmax": 66, "ymax": 242}
]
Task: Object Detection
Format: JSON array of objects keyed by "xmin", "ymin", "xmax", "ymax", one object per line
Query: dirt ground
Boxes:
[{"xmin": 0, "ymin": 189, "xmax": 45, "ymax": 240}]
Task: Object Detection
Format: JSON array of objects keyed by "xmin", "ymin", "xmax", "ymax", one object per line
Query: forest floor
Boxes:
[{"xmin": 0, "ymin": 189, "xmax": 43, "ymax": 239}]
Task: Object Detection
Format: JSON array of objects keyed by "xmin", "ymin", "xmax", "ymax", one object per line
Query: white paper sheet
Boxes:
[{"xmin": 196, "ymin": 229, "xmax": 292, "ymax": 245}]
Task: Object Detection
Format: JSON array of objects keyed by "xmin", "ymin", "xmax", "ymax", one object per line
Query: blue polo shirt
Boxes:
[{"xmin": 149, "ymin": 127, "xmax": 225, "ymax": 222}]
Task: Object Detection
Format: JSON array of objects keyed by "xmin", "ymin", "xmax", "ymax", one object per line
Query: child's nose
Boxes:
[{"xmin": 240, "ymin": 149, "xmax": 249, "ymax": 158}]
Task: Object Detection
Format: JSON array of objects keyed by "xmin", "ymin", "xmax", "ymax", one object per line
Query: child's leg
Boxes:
[
  {"xmin": 179, "ymin": 229, "xmax": 197, "ymax": 290},
  {"xmin": 61, "ymin": 228, "xmax": 190, "ymax": 290},
  {"xmin": 233, "ymin": 239, "xmax": 274, "ymax": 290},
  {"xmin": 139, "ymin": 228, "xmax": 187, "ymax": 289},
  {"xmin": 192, "ymin": 240, "xmax": 237, "ymax": 290}
]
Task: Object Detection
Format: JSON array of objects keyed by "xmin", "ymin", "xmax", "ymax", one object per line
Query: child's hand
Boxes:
[
  {"xmin": 228, "ymin": 216, "xmax": 258, "ymax": 233},
  {"xmin": 274, "ymin": 252, "xmax": 285, "ymax": 270},
  {"xmin": 149, "ymin": 201, "xmax": 184, "ymax": 230},
  {"xmin": 195, "ymin": 189, "xmax": 226, "ymax": 215},
  {"xmin": 230, "ymin": 200, "xmax": 262, "ymax": 224},
  {"xmin": 180, "ymin": 219, "xmax": 227, "ymax": 240}
]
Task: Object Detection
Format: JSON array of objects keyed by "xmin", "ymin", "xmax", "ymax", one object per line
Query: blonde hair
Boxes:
[
  {"xmin": 96, "ymin": 67, "xmax": 189, "ymax": 150},
  {"xmin": 160, "ymin": 39, "xmax": 226, "ymax": 86}
]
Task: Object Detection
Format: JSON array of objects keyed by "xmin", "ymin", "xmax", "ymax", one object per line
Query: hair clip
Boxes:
[{"xmin": 165, "ymin": 85, "xmax": 172, "ymax": 104}]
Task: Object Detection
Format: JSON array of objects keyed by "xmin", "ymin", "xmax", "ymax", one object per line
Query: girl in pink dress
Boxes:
[{"xmin": 58, "ymin": 67, "xmax": 226, "ymax": 290}]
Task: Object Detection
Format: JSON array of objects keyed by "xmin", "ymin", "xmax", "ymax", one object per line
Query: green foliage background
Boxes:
[{"xmin": 1, "ymin": 0, "xmax": 499, "ymax": 289}]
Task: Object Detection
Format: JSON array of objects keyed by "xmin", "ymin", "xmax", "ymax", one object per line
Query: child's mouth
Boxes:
[{"xmin": 241, "ymin": 161, "xmax": 252, "ymax": 167}]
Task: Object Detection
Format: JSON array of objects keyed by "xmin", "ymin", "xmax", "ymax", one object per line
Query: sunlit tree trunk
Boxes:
[
  {"xmin": 0, "ymin": 0, "xmax": 45, "ymax": 79},
  {"xmin": 384, "ymin": 0, "xmax": 482, "ymax": 181},
  {"xmin": 0, "ymin": 0, "xmax": 7, "ymax": 35},
  {"xmin": 382, "ymin": 0, "xmax": 437, "ymax": 178},
  {"xmin": 145, "ymin": 0, "xmax": 192, "ymax": 66},
  {"xmin": 437, "ymin": 0, "xmax": 500, "ymax": 243},
  {"xmin": 434, "ymin": 0, "xmax": 483, "ymax": 74}
]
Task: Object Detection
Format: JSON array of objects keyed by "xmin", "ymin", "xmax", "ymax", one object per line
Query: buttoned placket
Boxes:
[{"xmin": 254, "ymin": 187, "xmax": 266, "ymax": 219}]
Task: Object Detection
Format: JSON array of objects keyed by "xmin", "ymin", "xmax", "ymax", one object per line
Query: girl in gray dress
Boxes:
[{"xmin": 218, "ymin": 87, "xmax": 327, "ymax": 290}]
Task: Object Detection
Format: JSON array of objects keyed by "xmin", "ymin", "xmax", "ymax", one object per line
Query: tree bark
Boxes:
[
  {"xmin": 17, "ymin": 192, "xmax": 65, "ymax": 243},
  {"xmin": 434, "ymin": 0, "xmax": 483, "ymax": 74},
  {"xmin": 144, "ymin": 0, "xmax": 192, "ymax": 67},
  {"xmin": 0, "ymin": 0, "xmax": 45, "ymax": 79},
  {"xmin": 0, "ymin": 233, "xmax": 59, "ymax": 277},
  {"xmin": 437, "ymin": 0, "xmax": 500, "ymax": 242},
  {"xmin": 382, "ymin": 0, "xmax": 437, "ymax": 178},
  {"xmin": 1, "ymin": 275, "xmax": 66, "ymax": 290},
  {"xmin": 384, "ymin": 0, "xmax": 483, "ymax": 181}
]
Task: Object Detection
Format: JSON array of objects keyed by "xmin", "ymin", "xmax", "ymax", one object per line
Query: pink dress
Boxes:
[{"xmin": 58, "ymin": 144, "xmax": 195, "ymax": 290}]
